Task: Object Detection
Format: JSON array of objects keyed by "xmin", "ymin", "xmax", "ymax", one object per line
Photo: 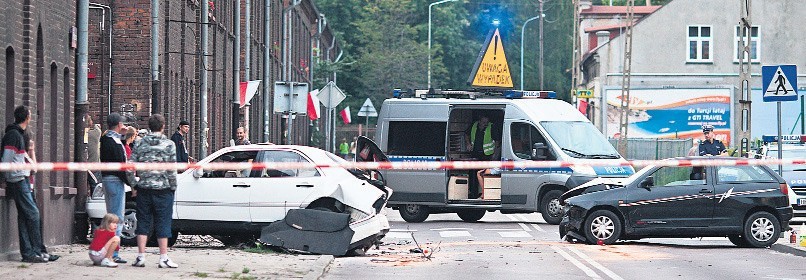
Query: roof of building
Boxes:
[
  {"xmin": 584, "ymin": 22, "xmax": 634, "ymax": 33},
  {"xmin": 581, "ymin": 5, "xmax": 662, "ymax": 15}
]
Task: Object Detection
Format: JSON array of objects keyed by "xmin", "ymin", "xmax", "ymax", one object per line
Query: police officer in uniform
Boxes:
[{"xmin": 699, "ymin": 124, "xmax": 727, "ymax": 156}]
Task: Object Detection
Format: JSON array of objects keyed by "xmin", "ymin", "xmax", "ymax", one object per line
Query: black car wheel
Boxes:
[
  {"xmin": 399, "ymin": 204, "xmax": 430, "ymax": 223},
  {"xmin": 728, "ymin": 234, "xmax": 751, "ymax": 247},
  {"xmin": 741, "ymin": 211, "xmax": 780, "ymax": 248},
  {"xmin": 457, "ymin": 209, "xmax": 486, "ymax": 222},
  {"xmin": 540, "ymin": 190, "xmax": 564, "ymax": 225},
  {"xmin": 583, "ymin": 210, "xmax": 622, "ymax": 245}
]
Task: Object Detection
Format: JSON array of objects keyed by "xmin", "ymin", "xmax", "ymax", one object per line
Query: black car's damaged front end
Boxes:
[{"xmin": 558, "ymin": 178, "xmax": 627, "ymax": 242}]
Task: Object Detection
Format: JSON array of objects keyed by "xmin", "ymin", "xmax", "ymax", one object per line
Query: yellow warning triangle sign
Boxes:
[{"xmin": 468, "ymin": 28, "xmax": 513, "ymax": 89}]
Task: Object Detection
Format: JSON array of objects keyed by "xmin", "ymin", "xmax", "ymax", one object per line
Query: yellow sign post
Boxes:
[
  {"xmin": 468, "ymin": 28, "xmax": 513, "ymax": 89},
  {"xmin": 575, "ymin": 89, "xmax": 593, "ymax": 99}
]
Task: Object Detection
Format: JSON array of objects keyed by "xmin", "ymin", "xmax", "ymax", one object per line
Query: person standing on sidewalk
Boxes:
[
  {"xmin": 99, "ymin": 112, "xmax": 129, "ymax": 264},
  {"xmin": 1, "ymin": 106, "xmax": 58, "ymax": 263},
  {"xmin": 170, "ymin": 120, "xmax": 192, "ymax": 163},
  {"xmin": 130, "ymin": 114, "xmax": 179, "ymax": 268}
]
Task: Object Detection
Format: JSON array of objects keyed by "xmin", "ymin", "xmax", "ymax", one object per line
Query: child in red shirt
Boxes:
[{"xmin": 89, "ymin": 213, "xmax": 121, "ymax": 267}]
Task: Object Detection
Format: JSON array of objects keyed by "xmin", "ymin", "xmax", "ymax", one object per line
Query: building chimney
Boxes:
[
  {"xmin": 646, "ymin": 0, "xmax": 652, "ymax": 6},
  {"xmin": 580, "ymin": 0, "xmax": 592, "ymax": 10},
  {"xmin": 596, "ymin": 31, "xmax": 610, "ymax": 48}
]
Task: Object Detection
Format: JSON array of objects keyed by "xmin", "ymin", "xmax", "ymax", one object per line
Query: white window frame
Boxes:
[
  {"xmin": 733, "ymin": 25, "xmax": 760, "ymax": 63},
  {"xmin": 686, "ymin": 25, "xmax": 713, "ymax": 63}
]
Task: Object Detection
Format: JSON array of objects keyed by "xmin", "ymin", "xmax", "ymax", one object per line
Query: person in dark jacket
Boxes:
[
  {"xmin": 170, "ymin": 120, "xmax": 191, "ymax": 163},
  {"xmin": 99, "ymin": 112, "xmax": 129, "ymax": 264},
  {"xmin": 130, "ymin": 114, "xmax": 179, "ymax": 268},
  {"xmin": 1, "ymin": 106, "xmax": 58, "ymax": 263}
]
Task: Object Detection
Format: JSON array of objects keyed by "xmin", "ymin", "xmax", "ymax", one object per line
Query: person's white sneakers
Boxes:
[
  {"xmin": 158, "ymin": 258, "xmax": 178, "ymax": 268},
  {"xmin": 132, "ymin": 256, "xmax": 146, "ymax": 267},
  {"xmin": 100, "ymin": 258, "xmax": 119, "ymax": 268}
]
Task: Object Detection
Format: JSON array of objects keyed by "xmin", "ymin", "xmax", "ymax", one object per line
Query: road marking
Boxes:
[
  {"xmin": 389, "ymin": 229, "xmax": 418, "ymax": 232},
  {"xmin": 499, "ymin": 231, "xmax": 532, "ymax": 238},
  {"xmin": 484, "ymin": 228, "xmax": 524, "ymax": 231},
  {"xmin": 568, "ymin": 247, "xmax": 624, "ymax": 280},
  {"xmin": 531, "ymin": 224, "xmax": 547, "ymax": 232},
  {"xmin": 430, "ymin": 228, "xmax": 472, "ymax": 231},
  {"xmin": 386, "ymin": 232, "xmax": 414, "ymax": 239},
  {"xmin": 552, "ymin": 246, "xmax": 602, "ymax": 279},
  {"xmin": 439, "ymin": 231, "xmax": 472, "ymax": 238},
  {"xmin": 518, "ymin": 223, "xmax": 533, "ymax": 232}
]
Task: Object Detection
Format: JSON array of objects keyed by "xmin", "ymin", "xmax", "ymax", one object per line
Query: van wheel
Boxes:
[
  {"xmin": 399, "ymin": 204, "xmax": 430, "ymax": 223},
  {"xmin": 540, "ymin": 190, "xmax": 564, "ymax": 225},
  {"xmin": 583, "ymin": 210, "xmax": 622, "ymax": 245},
  {"xmin": 741, "ymin": 212, "xmax": 780, "ymax": 248},
  {"xmin": 457, "ymin": 209, "xmax": 486, "ymax": 222}
]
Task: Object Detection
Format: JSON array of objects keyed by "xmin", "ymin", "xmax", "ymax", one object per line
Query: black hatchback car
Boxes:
[{"xmin": 559, "ymin": 157, "xmax": 793, "ymax": 248}]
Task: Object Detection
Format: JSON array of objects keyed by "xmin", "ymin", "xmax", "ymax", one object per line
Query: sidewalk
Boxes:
[
  {"xmin": 0, "ymin": 244, "xmax": 334, "ymax": 280},
  {"xmin": 771, "ymin": 231, "xmax": 806, "ymax": 258}
]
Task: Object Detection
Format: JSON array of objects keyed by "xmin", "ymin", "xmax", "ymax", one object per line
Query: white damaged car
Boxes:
[{"xmin": 87, "ymin": 137, "xmax": 392, "ymax": 255}]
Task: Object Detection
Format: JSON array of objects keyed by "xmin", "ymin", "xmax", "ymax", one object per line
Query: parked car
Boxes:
[
  {"xmin": 757, "ymin": 142, "xmax": 806, "ymax": 225},
  {"xmin": 559, "ymin": 157, "xmax": 793, "ymax": 248},
  {"xmin": 87, "ymin": 140, "xmax": 392, "ymax": 254}
]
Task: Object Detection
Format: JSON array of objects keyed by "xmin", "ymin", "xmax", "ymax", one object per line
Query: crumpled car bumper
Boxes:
[{"xmin": 559, "ymin": 205, "xmax": 587, "ymax": 242}]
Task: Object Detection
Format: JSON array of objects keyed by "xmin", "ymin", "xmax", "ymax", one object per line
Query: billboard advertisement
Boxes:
[{"xmin": 605, "ymin": 88, "xmax": 732, "ymax": 144}]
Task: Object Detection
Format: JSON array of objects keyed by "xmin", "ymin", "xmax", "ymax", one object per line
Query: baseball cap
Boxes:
[{"xmin": 179, "ymin": 120, "xmax": 190, "ymax": 126}]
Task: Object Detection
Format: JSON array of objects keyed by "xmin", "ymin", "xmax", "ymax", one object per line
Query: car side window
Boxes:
[
  {"xmin": 510, "ymin": 122, "xmax": 555, "ymax": 160},
  {"xmin": 650, "ymin": 166, "xmax": 706, "ymax": 187},
  {"xmin": 716, "ymin": 166, "xmax": 775, "ymax": 183},
  {"xmin": 205, "ymin": 151, "xmax": 259, "ymax": 178},
  {"xmin": 255, "ymin": 150, "xmax": 320, "ymax": 178}
]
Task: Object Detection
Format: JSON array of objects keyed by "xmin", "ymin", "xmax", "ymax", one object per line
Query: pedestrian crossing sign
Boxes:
[{"xmin": 762, "ymin": 65, "xmax": 798, "ymax": 102}]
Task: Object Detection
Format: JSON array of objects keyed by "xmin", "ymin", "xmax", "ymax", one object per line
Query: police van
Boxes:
[
  {"xmin": 374, "ymin": 89, "xmax": 634, "ymax": 224},
  {"xmin": 756, "ymin": 135, "xmax": 806, "ymax": 224}
]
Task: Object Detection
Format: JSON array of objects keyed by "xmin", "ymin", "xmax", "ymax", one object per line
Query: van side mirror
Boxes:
[
  {"xmin": 193, "ymin": 168, "xmax": 204, "ymax": 178},
  {"xmin": 639, "ymin": 176, "xmax": 654, "ymax": 189},
  {"xmin": 532, "ymin": 143, "xmax": 549, "ymax": 160}
]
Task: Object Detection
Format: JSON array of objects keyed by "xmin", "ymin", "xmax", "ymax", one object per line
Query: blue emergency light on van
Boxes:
[{"xmin": 503, "ymin": 90, "xmax": 556, "ymax": 99}]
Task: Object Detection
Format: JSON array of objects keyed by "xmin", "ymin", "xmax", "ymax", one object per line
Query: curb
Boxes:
[
  {"xmin": 770, "ymin": 244, "xmax": 806, "ymax": 258},
  {"xmin": 302, "ymin": 255, "xmax": 335, "ymax": 280}
]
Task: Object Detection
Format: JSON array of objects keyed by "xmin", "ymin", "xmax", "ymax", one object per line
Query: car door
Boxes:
[
  {"xmin": 501, "ymin": 121, "xmax": 559, "ymax": 210},
  {"xmin": 625, "ymin": 166, "xmax": 713, "ymax": 231},
  {"xmin": 711, "ymin": 165, "xmax": 780, "ymax": 227},
  {"xmin": 174, "ymin": 150, "xmax": 257, "ymax": 222},
  {"xmin": 249, "ymin": 150, "xmax": 324, "ymax": 223}
]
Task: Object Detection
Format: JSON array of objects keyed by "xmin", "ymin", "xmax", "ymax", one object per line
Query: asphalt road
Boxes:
[{"xmin": 324, "ymin": 210, "xmax": 806, "ymax": 280}]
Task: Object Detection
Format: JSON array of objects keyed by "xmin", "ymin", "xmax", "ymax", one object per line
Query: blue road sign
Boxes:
[{"xmin": 762, "ymin": 65, "xmax": 798, "ymax": 102}]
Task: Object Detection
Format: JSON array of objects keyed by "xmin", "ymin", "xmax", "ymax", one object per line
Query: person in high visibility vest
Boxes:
[{"xmin": 465, "ymin": 115, "xmax": 499, "ymax": 199}]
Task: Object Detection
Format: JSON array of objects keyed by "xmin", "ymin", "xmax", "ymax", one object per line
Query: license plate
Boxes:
[{"xmin": 799, "ymin": 199, "xmax": 806, "ymax": 206}]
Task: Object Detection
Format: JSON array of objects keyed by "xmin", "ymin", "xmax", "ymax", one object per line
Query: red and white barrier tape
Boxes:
[{"xmin": 0, "ymin": 158, "xmax": 805, "ymax": 172}]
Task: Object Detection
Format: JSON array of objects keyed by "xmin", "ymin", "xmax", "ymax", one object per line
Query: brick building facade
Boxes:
[{"xmin": 0, "ymin": 0, "xmax": 78, "ymax": 258}]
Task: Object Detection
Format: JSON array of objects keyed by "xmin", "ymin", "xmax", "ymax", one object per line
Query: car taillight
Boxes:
[{"xmin": 780, "ymin": 183, "xmax": 789, "ymax": 197}]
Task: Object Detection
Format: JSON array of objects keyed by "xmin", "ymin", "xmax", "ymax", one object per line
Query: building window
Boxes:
[
  {"xmin": 687, "ymin": 25, "xmax": 712, "ymax": 63},
  {"xmin": 734, "ymin": 25, "xmax": 760, "ymax": 63}
]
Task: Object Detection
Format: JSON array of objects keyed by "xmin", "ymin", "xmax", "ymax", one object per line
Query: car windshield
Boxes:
[
  {"xmin": 540, "ymin": 121, "xmax": 620, "ymax": 159},
  {"xmin": 766, "ymin": 148, "xmax": 806, "ymax": 172}
]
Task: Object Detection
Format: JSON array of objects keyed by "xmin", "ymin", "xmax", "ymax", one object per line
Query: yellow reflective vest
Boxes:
[{"xmin": 470, "ymin": 122, "xmax": 494, "ymax": 156}]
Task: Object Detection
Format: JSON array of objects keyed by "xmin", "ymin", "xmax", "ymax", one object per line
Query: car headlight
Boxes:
[
  {"xmin": 90, "ymin": 184, "xmax": 104, "ymax": 200},
  {"xmin": 346, "ymin": 205, "xmax": 371, "ymax": 224},
  {"xmin": 573, "ymin": 165, "xmax": 597, "ymax": 176}
]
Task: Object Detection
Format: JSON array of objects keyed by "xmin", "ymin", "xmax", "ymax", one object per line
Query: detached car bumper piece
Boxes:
[{"xmin": 260, "ymin": 208, "xmax": 355, "ymax": 256}]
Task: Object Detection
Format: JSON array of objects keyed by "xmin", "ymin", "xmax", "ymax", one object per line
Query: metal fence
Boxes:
[{"xmin": 609, "ymin": 138, "xmax": 693, "ymax": 160}]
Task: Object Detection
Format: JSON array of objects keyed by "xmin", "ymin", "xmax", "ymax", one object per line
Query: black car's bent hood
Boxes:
[{"xmin": 560, "ymin": 177, "xmax": 627, "ymax": 204}]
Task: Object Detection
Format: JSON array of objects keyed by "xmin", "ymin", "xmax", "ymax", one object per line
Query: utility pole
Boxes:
[
  {"xmin": 616, "ymin": 0, "xmax": 635, "ymax": 157},
  {"xmin": 150, "ymin": 0, "xmax": 160, "ymax": 113},
  {"xmin": 737, "ymin": 0, "xmax": 753, "ymax": 157},
  {"xmin": 200, "ymin": 0, "xmax": 210, "ymax": 158},
  {"xmin": 538, "ymin": 0, "xmax": 545, "ymax": 90},
  {"xmin": 232, "ymin": 0, "xmax": 241, "ymax": 141},
  {"xmin": 571, "ymin": 0, "xmax": 580, "ymax": 99}
]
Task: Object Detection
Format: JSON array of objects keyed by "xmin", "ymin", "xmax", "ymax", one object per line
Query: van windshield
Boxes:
[{"xmin": 541, "ymin": 121, "xmax": 620, "ymax": 159}]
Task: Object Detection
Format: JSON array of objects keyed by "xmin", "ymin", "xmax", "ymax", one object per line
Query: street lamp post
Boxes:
[
  {"xmin": 520, "ymin": 15, "xmax": 540, "ymax": 91},
  {"xmin": 428, "ymin": 0, "xmax": 458, "ymax": 90}
]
